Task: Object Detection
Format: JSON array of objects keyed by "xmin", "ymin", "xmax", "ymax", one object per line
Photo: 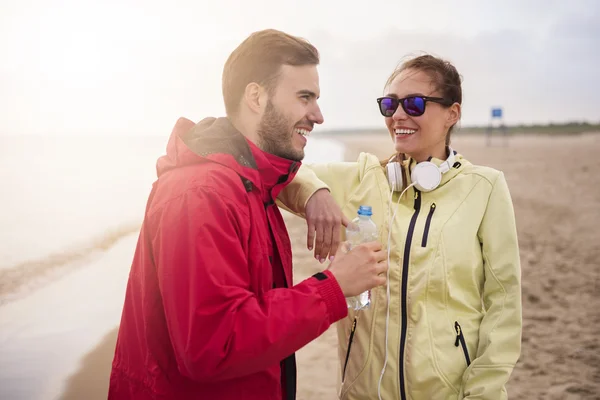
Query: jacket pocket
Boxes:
[
  {"xmin": 454, "ymin": 321, "xmax": 471, "ymax": 367},
  {"xmin": 341, "ymin": 317, "xmax": 358, "ymax": 384},
  {"xmin": 421, "ymin": 203, "xmax": 436, "ymax": 247}
]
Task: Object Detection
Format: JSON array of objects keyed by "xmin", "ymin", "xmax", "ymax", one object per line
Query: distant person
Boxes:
[
  {"xmin": 108, "ymin": 29, "xmax": 388, "ymax": 400},
  {"xmin": 278, "ymin": 54, "xmax": 522, "ymax": 399}
]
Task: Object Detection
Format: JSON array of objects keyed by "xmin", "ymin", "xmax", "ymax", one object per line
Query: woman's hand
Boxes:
[{"xmin": 304, "ymin": 189, "xmax": 352, "ymax": 263}]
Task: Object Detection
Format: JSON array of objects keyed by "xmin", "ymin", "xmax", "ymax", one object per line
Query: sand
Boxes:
[{"xmin": 57, "ymin": 131, "xmax": 600, "ymax": 399}]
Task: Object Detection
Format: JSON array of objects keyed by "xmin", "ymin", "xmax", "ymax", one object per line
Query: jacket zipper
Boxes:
[
  {"xmin": 341, "ymin": 317, "xmax": 358, "ymax": 384},
  {"xmin": 454, "ymin": 321, "xmax": 471, "ymax": 366},
  {"xmin": 399, "ymin": 189, "xmax": 421, "ymax": 400},
  {"xmin": 421, "ymin": 203, "xmax": 436, "ymax": 247}
]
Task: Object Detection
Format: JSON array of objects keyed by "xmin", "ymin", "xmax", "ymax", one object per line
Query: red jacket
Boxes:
[{"xmin": 109, "ymin": 117, "xmax": 348, "ymax": 400}]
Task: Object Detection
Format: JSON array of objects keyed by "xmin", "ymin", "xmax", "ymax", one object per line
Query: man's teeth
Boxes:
[
  {"xmin": 296, "ymin": 128, "xmax": 310, "ymax": 137},
  {"xmin": 395, "ymin": 128, "xmax": 416, "ymax": 135}
]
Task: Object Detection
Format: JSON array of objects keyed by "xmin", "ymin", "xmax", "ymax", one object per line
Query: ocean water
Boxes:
[
  {"xmin": 0, "ymin": 135, "xmax": 164, "ymax": 269},
  {"xmin": 0, "ymin": 134, "xmax": 344, "ymax": 269},
  {"xmin": 0, "ymin": 133, "xmax": 345, "ymax": 399}
]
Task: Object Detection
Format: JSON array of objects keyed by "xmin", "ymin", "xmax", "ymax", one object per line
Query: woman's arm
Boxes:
[
  {"xmin": 277, "ymin": 162, "xmax": 359, "ymax": 216},
  {"xmin": 276, "ymin": 161, "xmax": 360, "ymax": 261},
  {"xmin": 461, "ymin": 172, "xmax": 523, "ymax": 400}
]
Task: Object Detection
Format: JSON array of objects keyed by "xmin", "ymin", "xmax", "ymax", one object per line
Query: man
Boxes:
[{"xmin": 108, "ymin": 29, "xmax": 388, "ymax": 400}]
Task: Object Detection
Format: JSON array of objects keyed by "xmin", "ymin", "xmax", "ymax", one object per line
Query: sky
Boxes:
[{"xmin": 1, "ymin": 0, "xmax": 599, "ymax": 136}]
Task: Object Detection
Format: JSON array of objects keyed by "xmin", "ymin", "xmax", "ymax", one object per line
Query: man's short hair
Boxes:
[{"xmin": 222, "ymin": 29, "xmax": 320, "ymax": 117}]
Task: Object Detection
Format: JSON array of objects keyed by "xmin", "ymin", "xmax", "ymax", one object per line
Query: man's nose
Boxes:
[{"xmin": 309, "ymin": 104, "xmax": 324, "ymax": 125}]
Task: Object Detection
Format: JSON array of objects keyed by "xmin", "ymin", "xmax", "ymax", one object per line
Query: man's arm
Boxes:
[{"xmin": 152, "ymin": 185, "xmax": 349, "ymax": 383}]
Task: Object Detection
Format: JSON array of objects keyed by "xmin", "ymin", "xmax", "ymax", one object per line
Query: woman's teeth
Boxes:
[
  {"xmin": 296, "ymin": 128, "xmax": 310, "ymax": 137},
  {"xmin": 395, "ymin": 128, "xmax": 416, "ymax": 135}
]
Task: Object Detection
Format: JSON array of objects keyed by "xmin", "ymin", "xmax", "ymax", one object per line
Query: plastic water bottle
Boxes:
[{"xmin": 345, "ymin": 205, "xmax": 378, "ymax": 311}]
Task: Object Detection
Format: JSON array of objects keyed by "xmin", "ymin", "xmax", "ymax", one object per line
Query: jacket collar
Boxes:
[{"xmin": 157, "ymin": 117, "xmax": 300, "ymax": 201}]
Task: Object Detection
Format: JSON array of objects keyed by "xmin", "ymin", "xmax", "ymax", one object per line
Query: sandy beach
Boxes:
[{"xmin": 6, "ymin": 131, "xmax": 600, "ymax": 400}]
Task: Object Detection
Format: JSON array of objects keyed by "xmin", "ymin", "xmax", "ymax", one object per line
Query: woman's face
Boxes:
[{"xmin": 383, "ymin": 68, "xmax": 460, "ymax": 162}]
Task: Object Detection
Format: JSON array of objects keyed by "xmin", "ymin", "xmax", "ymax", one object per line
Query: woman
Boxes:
[{"xmin": 278, "ymin": 55, "xmax": 522, "ymax": 399}]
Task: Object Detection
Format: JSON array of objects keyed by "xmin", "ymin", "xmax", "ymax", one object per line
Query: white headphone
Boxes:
[{"xmin": 386, "ymin": 147, "xmax": 456, "ymax": 192}]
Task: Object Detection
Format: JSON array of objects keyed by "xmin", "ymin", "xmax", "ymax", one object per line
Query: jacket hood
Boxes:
[{"xmin": 156, "ymin": 117, "xmax": 300, "ymax": 199}]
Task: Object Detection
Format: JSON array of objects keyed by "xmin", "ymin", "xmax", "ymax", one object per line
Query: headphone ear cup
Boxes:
[
  {"xmin": 386, "ymin": 162, "xmax": 403, "ymax": 192},
  {"xmin": 411, "ymin": 162, "xmax": 442, "ymax": 192}
]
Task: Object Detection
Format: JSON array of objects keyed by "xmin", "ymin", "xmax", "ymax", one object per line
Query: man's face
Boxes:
[{"xmin": 256, "ymin": 64, "xmax": 324, "ymax": 161}]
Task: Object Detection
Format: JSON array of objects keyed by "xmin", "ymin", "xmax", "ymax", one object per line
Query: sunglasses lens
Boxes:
[
  {"xmin": 379, "ymin": 98, "xmax": 397, "ymax": 117},
  {"xmin": 403, "ymin": 96, "xmax": 425, "ymax": 116}
]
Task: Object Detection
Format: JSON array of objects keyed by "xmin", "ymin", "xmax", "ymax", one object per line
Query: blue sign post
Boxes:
[{"xmin": 487, "ymin": 107, "xmax": 507, "ymax": 146}]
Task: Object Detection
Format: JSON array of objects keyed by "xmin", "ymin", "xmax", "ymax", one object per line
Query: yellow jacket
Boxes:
[{"xmin": 277, "ymin": 152, "xmax": 522, "ymax": 400}]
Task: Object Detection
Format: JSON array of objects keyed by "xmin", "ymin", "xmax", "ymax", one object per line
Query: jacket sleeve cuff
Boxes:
[
  {"xmin": 312, "ymin": 270, "xmax": 348, "ymax": 322},
  {"xmin": 301, "ymin": 186, "xmax": 330, "ymax": 210}
]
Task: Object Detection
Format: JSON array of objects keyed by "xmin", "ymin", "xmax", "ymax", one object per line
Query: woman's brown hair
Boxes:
[{"xmin": 380, "ymin": 54, "xmax": 463, "ymax": 190}]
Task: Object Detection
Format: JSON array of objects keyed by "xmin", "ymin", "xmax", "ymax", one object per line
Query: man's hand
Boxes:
[
  {"xmin": 305, "ymin": 189, "xmax": 352, "ymax": 263},
  {"xmin": 327, "ymin": 241, "xmax": 387, "ymax": 297}
]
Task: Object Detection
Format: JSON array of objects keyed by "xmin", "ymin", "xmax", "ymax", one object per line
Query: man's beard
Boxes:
[{"xmin": 256, "ymin": 100, "xmax": 304, "ymax": 162}]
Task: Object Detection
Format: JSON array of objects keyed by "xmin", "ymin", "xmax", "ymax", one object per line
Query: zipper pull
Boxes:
[
  {"xmin": 454, "ymin": 322, "xmax": 461, "ymax": 347},
  {"xmin": 413, "ymin": 190, "xmax": 421, "ymax": 210}
]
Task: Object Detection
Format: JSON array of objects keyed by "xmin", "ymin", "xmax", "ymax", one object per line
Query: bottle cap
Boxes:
[{"xmin": 357, "ymin": 205, "xmax": 372, "ymax": 216}]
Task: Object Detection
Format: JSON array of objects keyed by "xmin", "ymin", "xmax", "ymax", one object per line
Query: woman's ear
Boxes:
[{"xmin": 446, "ymin": 102, "xmax": 461, "ymax": 128}]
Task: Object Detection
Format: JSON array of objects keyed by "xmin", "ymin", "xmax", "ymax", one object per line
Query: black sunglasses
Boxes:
[{"xmin": 377, "ymin": 96, "xmax": 453, "ymax": 117}]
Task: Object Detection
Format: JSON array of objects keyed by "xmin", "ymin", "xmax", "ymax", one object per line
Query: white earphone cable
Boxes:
[{"xmin": 377, "ymin": 180, "xmax": 415, "ymax": 400}]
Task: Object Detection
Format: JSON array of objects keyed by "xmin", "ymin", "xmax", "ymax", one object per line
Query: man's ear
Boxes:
[{"xmin": 244, "ymin": 82, "xmax": 267, "ymax": 115}]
